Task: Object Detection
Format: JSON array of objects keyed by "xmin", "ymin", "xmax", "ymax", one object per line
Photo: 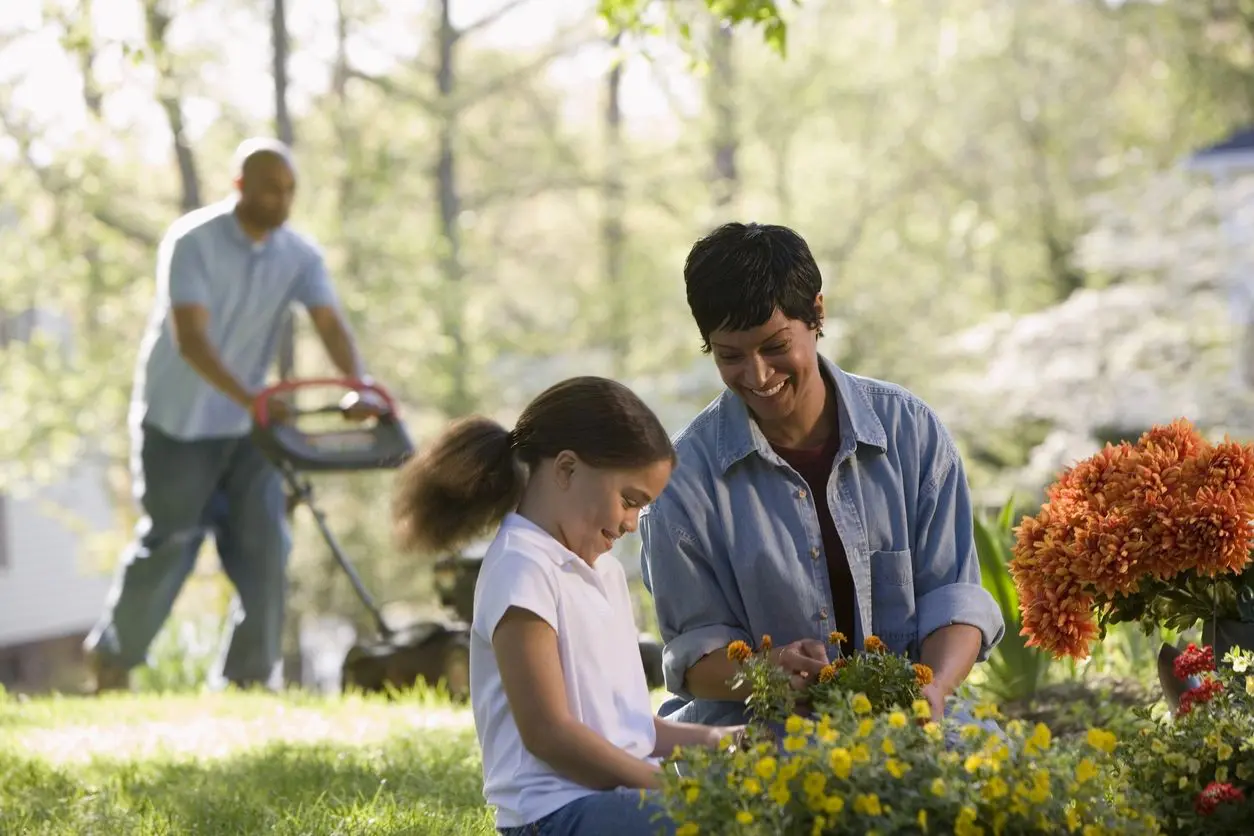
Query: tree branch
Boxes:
[
  {"xmin": 459, "ymin": 29, "xmax": 600, "ymax": 108},
  {"xmin": 344, "ymin": 67, "xmax": 435, "ymax": 111},
  {"xmin": 454, "ymin": 0, "xmax": 536, "ymax": 41},
  {"xmin": 0, "ymin": 107, "xmax": 159, "ymax": 248}
]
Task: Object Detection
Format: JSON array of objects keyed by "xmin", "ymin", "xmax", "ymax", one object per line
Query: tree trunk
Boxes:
[
  {"xmin": 708, "ymin": 22, "xmax": 738, "ymax": 216},
  {"xmin": 272, "ymin": 0, "xmax": 296, "ymax": 386},
  {"xmin": 602, "ymin": 35, "xmax": 628, "ymax": 375},
  {"xmin": 143, "ymin": 0, "xmax": 201, "ymax": 212},
  {"xmin": 435, "ymin": 0, "xmax": 470, "ymax": 415}
]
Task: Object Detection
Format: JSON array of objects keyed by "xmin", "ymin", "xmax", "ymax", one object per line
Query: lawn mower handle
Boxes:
[{"xmin": 252, "ymin": 377, "xmax": 398, "ymax": 428}]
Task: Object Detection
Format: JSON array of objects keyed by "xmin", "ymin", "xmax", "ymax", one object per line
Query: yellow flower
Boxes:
[
  {"xmin": 923, "ymin": 722, "xmax": 943, "ymax": 742},
  {"xmin": 828, "ymin": 630, "xmax": 847, "ymax": 645},
  {"xmin": 783, "ymin": 735, "xmax": 806, "ymax": 753},
  {"xmin": 1025, "ymin": 723, "xmax": 1052, "ymax": 754},
  {"xmin": 853, "ymin": 793, "xmax": 883, "ymax": 816},
  {"xmin": 684, "ymin": 786, "xmax": 700, "ymax": 804},
  {"xmin": 885, "ymin": 758, "xmax": 908, "ymax": 778},
  {"xmin": 1085, "ymin": 727, "xmax": 1117, "ymax": 754},
  {"xmin": 803, "ymin": 771, "xmax": 826, "ymax": 795},
  {"xmin": 857, "ymin": 718, "xmax": 875, "ymax": 738},
  {"xmin": 981, "ymin": 777, "xmax": 1009, "ymax": 801},
  {"xmin": 1075, "ymin": 758, "xmax": 1098, "ymax": 784},
  {"xmin": 881, "ymin": 738, "xmax": 896, "ymax": 756},
  {"xmin": 930, "ymin": 777, "xmax": 946, "ymax": 796},
  {"xmin": 809, "ymin": 816, "xmax": 827, "ymax": 836},
  {"xmin": 785, "ymin": 715, "xmax": 805, "ymax": 734},
  {"xmin": 755, "ymin": 757, "xmax": 777, "ymax": 780},
  {"xmin": 852, "ymin": 743, "xmax": 871, "ymax": 763},
  {"xmin": 912, "ymin": 699, "xmax": 932, "ymax": 719},
  {"xmin": 972, "ymin": 701, "xmax": 1000, "ymax": 721},
  {"xmin": 851, "ymin": 693, "xmax": 872, "ymax": 714},
  {"xmin": 1218, "ymin": 742, "xmax": 1234, "ymax": 761},
  {"xmin": 759, "ymin": 634, "xmax": 773, "ymax": 651},
  {"xmin": 825, "ymin": 796, "xmax": 845, "ymax": 814},
  {"xmin": 864, "ymin": 635, "xmax": 888, "ymax": 654},
  {"xmin": 818, "ymin": 664, "xmax": 837, "ymax": 683},
  {"xmin": 1246, "ymin": 675, "xmax": 1254, "ymax": 696},
  {"xmin": 917, "ymin": 810, "xmax": 929, "ymax": 832},
  {"xmin": 768, "ymin": 782, "xmax": 791, "ymax": 806},
  {"xmin": 829, "ymin": 747, "xmax": 853, "ymax": 779},
  {"xmin": 888, "ymin": 710, "xmax": 907, "ymax": 729},
  {"xmin": 964, "ymin": 753, "xmax": 985, "ymax": 773},
  {"xmin": 676, "ymin": 824, "xmax": 699, "ymax": 836},
  {"xmin": 735, "ymin": 811, "xmax": 753, "ymax": 825},
  {"xmin": 742, "ymin": 778, "xmax": 761, "ymax": 795}
]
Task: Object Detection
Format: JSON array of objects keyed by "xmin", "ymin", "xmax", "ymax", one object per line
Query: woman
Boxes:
[{"xmin": 640, "ymin": 222, "xmax": 1005, "ymax": 728}]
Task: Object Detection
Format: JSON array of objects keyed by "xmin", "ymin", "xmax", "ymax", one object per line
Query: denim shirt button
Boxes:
[
  {"xmin": 819, "ymin": 607, "xmax": 829, "ymax": 620},
  {"xmin": 810, "ymin": 546, "xmax": 820, "ymax": 560},
  {"xmin": 797, "ymin": 489, "xmax": 807, "ymax": 500}
]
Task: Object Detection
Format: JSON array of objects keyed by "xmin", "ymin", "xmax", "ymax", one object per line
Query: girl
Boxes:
[{"xmin": 392, "ymin": 376, "xmax": 740, "ymax": 836}]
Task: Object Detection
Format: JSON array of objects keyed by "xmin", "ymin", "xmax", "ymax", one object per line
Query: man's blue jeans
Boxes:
[{"xmin": 83, "ymin": 423, "xmax": 291, "ymax": 688}]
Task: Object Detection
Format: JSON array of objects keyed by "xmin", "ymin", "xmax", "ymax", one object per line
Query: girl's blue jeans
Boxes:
[{"xmin": 497, "ymin": 789, "xmax": 675, "ymax": 836}]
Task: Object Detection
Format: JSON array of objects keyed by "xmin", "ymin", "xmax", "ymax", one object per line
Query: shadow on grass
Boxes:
[{"xmin": 1, "ymin": 730, "xmax": 496, "ymax": 836}]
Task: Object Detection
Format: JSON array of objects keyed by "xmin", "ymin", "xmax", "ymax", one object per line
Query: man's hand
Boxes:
[
  {"xmin": 770, "ymin": 639, "xmax": 829, "ymax": 691},
  {"xmin": 252, "ymin": 397, "xmax": 293, "ymax": 426},
  {"xmin": 338, "ymin": 388, "xmax": 388, "ymax": 423}
]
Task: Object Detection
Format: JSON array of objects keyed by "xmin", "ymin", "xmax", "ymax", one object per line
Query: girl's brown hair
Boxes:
[{"xmin": 392, "ymin": 376, "xmax": 675, "ymax": 556}]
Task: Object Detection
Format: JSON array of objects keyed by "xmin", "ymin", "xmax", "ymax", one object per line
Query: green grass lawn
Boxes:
[{"xmin": 0, "ymin": 687, "xmax": 496, "ymax": 835}]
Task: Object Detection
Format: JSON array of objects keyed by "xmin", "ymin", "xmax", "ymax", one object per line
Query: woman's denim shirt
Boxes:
[{"xmin": 639, "ymin": 359, "xmax": 1005, "ymax": 726}]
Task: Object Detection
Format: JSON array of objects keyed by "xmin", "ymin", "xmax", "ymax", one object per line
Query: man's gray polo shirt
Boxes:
[{"xmin": 129, "ymin": 197, "xmax": 340, "ymax": 441}]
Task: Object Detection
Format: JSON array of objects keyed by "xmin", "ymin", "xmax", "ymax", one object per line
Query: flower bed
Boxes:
[{"xmin": 657, "ymin": 636, "xmax": 1162, "ymax": 834}]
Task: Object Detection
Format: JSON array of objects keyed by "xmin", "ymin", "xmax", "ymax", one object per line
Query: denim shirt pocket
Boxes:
[{"xmin": 868, "ymin": 549, "xmax": 918, "ymax": 657}]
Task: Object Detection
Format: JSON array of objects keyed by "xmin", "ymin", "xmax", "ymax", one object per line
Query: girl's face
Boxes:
[{"xmin": 551, "ymin": 455, "xmax": 673, "ymax": 564}]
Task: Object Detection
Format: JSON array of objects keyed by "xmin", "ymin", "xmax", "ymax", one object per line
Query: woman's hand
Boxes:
[
  {"xmin": 770, "ymin": 639, "xmax": 830, "ymax": 690},
  {"xmin": 921, "ymin": 680, "xmax": 949, "ymax": 723}
]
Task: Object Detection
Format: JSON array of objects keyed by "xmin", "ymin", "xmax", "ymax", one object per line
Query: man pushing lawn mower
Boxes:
[{"xmin": 84, "ymin": 138, "xmax": 388, "ymax": 693}]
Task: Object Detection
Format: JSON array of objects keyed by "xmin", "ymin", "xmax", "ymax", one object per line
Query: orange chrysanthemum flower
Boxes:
[
  {"xmin": 828, "ymin": 630, "xmax": 847, "ymax": 646},
  {"xmin": 1010, "ymin": 419, "xmax": 1254, "ymax": 660},
  {"xmin": 817, "ymin": 664, "xmax": 837, "ymax": 684},
  {"xmin": 726, "ymin": 640, "xmax": 752, "ymax": 664},
  {"xmin": 759, "ymin": 634, "xmax": 773, "ymax": 652},
  {"xmin": 913, "ymin": 663, "xmax": 933, "ymax": 687},
  {"xmin": 831, "ymin": 657, "xmax": 849, "ymax": 671},
  {"xmin": 864, "ymin": 635, "xmax": 888, "ymax": 654}
]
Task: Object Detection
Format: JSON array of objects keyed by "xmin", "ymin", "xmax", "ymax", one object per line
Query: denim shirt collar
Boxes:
[{"xmin": 715, "ymin": 356, "xmax": 888, "ymax": 473}]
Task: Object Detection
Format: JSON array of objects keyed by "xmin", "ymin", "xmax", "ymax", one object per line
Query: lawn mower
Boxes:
[
  {"xmin": 251, "ymin": 377, "xmax": 667, "ymax": 700},
  {"xmin": 252, "ymin": 377, "xmax": 473, "ymax": 700}
]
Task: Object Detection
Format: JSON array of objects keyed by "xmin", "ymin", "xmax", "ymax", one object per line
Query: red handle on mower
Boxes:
[{"xmin": 252, "ymin": 378, "xmax": 399, "ymax": 428}]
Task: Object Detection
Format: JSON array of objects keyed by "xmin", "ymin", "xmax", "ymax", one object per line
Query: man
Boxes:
[
  {"xmin": 84, "ymin": 138, "xmax": 380, "ymax": 692},
  {"xmin": 639, "ymin": 222, "xmax": 1004, "ymax": 727}
]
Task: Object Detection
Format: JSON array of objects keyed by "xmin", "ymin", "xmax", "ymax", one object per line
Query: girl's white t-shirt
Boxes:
[{"xmin": 470, "ymin": 513, "xmax": 658, "ymax": 828}]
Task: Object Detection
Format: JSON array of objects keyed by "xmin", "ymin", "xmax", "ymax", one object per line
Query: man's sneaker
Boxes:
[{"xmin": 88, "ymin": 653, "xmax": 130, "ymax": 695}]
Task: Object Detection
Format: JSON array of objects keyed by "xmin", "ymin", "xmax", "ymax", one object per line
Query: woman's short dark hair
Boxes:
[
  {"xmin": 683, "ymin": 222, "xmax": 824, "ymax": 352},
  {"xmin": 392, "ymin": 376, "xmax": 675, "ymax": 556}
]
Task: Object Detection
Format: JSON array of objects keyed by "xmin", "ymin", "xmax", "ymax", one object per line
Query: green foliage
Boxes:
[
  {"xmin": 974, "ymin": 499, "xmax": 1053, "ymax": 703},
  {"xmin": 1120, "ymin": 646, "xmax": 1254, "ymax": 833},
  {"xmin": 0, "ymin": 691, "xmax": 494, "ymax": 835},
  {"xmin": 598, "ymin": 0, "xmax": 795, "ymax": 54},
  {"xmin": 807, "ymin": 647, "xmax": 927, "ymax": 719}
]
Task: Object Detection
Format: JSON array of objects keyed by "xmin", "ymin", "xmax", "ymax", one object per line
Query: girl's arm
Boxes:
[
  {"xmin": 493, "ymin": 606, "xmax": 661, "ymax": 790},
  {"xmin": 651, "ymin": 717, "xmax": 744, "ymax": 759}
]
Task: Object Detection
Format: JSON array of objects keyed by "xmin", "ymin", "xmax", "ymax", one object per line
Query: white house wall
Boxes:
[{"xmin": 0, "ymin": 455, "xmax": 114, "ymax": 647}]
